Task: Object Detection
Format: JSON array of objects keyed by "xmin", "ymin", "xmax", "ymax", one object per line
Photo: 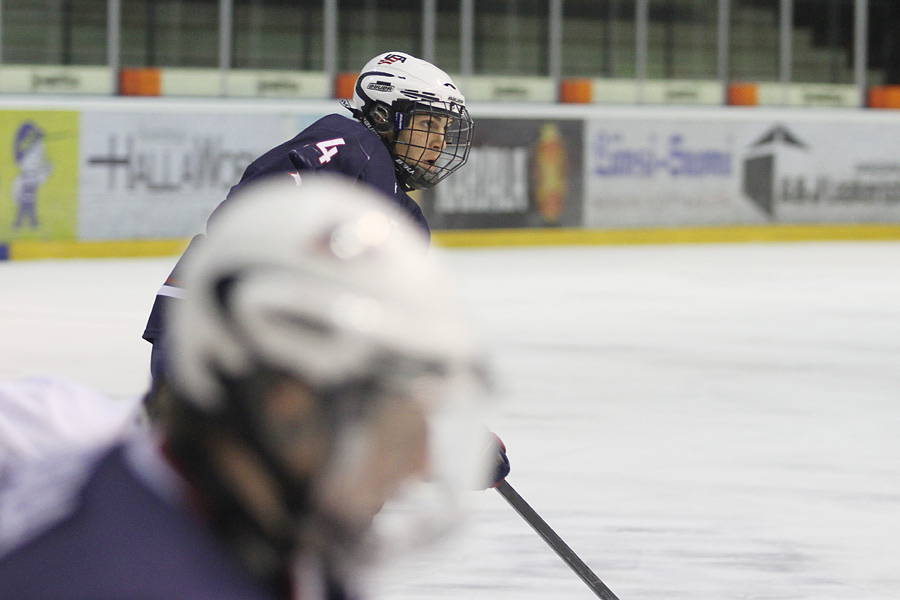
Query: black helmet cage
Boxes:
[
  {"xmin": 356, "ymin": 87, "xmax": 473, "ymax": 191},
  {"xmin": 388, "ymin": 99, "xmax": 473, "ymax": 190}
]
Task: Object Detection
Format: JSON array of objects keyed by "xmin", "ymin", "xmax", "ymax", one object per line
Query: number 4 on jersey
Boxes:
[{"xmin": 316, "ymin": 138, "xmax": 346, "ymax": 164}]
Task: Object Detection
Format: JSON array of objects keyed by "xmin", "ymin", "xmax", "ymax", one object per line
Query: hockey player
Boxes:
[
  {"xmin": 0, "ymin": 178, "xmax": 494, "ymax": 599},
  {"xmin": 137, "ymin": 51, "xmax": 509, "ymax": 488},
  {"xmin": 142, "ymin": 51, "xmax": 474, "ymax": 379}
]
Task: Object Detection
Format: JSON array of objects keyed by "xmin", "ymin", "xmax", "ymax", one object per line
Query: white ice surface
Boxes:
[{"xmin": 1, "ymin": 241, "xmax": 899, "ymax": 600}]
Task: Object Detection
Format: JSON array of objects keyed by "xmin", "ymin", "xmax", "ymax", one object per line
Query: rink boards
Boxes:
[{"xmin": 2, "ymin": 96, "xmax": 900, "ymax": 259}]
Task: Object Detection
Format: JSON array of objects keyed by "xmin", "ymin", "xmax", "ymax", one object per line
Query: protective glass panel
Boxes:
[
  {"xmin": 648, "ymin": 0, "xmax": 719, "ymax": 80},
  {"xmin": 1, "ymin": 0, "xmax": 108, "ymax": 65},
  {"xmin": 472, "ymin": 0, "xmax": 547, "ymax": 76},
  {"xmin": 562, "ymin": 0, "xmax": 635, "ymax": 78},
  {"xmin": 233, "ymin": 0, "xmax": 323, "ymax": 70},
  {"xmin": 121, "ymin": 0, "xmax": 218, "ymax": 67},
  {"xmin": 869, "ymin": 0, "xmax": 900, "ymax": 86},
  {"xmin": 433, "ymin": 0, "xmax": 461, "ymax": 74},
  {"xmin": 730, "ymin": 0, "xmax": 781, "ymax": 82},
  {"xmin": 791, "ymin": 0, "xmax": 855, "ymax": 84},
  {"xmin": 337, "ymin": 0, "xmax": 420, "ymax": 72}
]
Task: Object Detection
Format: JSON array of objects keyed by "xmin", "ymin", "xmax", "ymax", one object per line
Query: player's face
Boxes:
[
  {"xmin": 314, "ymin": 393, "xmax": 430, "ymax": 532},
  {"xmin": 262, "ymin": 379, "xmax": 330, "ymax": 476},
  {"xmin": 394, "ymin": 113, "xmax": 450, "ymax": 172}
]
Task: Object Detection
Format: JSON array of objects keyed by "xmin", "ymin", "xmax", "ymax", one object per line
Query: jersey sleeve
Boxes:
[
  {"xmin": 142, "ymin": 234, "xmax": 205, "ymax": 347},
  {"xmin": 0, "ymin": 377, "xmax": 141, "ymax": 468},
  {"xmin": 224, "ymin": 115, "xmax": 370, "ymax": 204}
]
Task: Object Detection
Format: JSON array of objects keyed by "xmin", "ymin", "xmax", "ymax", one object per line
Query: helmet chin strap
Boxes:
[
  {"xmin": 392, "ymin": 155, "xmax": 419, "ymax": 191},
  {"xmin": 165, "ymin": 367, "xmax": 392, "ymax": 596},
  {"xmin": 347, "ymin": 97, "xmax": 453, "ymax": 191},
  {"xmin": 164, "ymin": 366, "xmax": 332, "ymax": 589},
  {"xmin": 163, "ymin": 393, "xmax": 299, "ymax": 597},
  {"xmin": 346, "ymin": 101, "xmax": 420, "ymax": 191}
]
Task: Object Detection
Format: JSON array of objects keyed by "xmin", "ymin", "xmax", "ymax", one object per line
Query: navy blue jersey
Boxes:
[
  {"xmin": 142, "ymin": 113, "xmax": 430, "ymax": 372},
  {"xmin": 0, "ymin": 440, "xmax": 353, "ymax": 600},
  {"xmin": 0, "ymin": 443, "xmax": 278, "ymax": 600},
  {"xmin": 229, "ymin": 114, "xmax": 428, "ymax": 234}
]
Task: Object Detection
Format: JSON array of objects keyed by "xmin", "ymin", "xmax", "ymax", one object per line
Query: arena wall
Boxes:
[{"xmin": 2, "ymin": 96, "xmax": 900, "ymax": 259}]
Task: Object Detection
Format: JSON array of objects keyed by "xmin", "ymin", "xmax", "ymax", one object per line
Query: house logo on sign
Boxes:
[{"xmin": 742, "ymin": 125, "xmax": 811, "ymax": 218}]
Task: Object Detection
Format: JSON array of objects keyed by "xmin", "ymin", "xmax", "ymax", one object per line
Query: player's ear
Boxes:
[{"xmin": 371, "ymin": 104, "xmax": 393, "ymax": 133}]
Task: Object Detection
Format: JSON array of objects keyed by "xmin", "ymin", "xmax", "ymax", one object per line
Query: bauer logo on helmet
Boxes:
[{"xmin": 367, "ymin": 82, "xmax": 394, "ymax": 93}]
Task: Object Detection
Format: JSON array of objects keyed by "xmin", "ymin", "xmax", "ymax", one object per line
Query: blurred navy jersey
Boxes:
[
  {"xmin": 142, "ymin": 114, "xmax": 430, "ymax": 368},
  {"xmin": 0, "ymin": 442, "xmax": 279, "ymax": 600},
  {"xmin": 0, "ymin": 438, "xmax": 354, "ymax": 600}
]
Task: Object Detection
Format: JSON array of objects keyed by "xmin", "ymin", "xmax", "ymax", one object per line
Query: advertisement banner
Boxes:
[
  {"xmin": 745, "ymin": 122, "xmax": 900, "ymax": 224},
  {"xmin": 78, "ymin": 111, "xmax": 300, "ymax": 239},
  {"xmin": 0, "ymin": 110, "xmax": 80, "ymax": 243},
  {"xmin": 421, "ymin": 118, "xmax": 584, "ymax": 229},
  {"xmin": 585, "ymin": 117, "xmax": 900, "ymax": 228}
]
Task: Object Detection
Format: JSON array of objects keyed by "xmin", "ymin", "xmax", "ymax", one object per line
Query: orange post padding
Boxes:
[
  {"xmin": 119, "ymin": 68, "xmax": 160, "ymax": 96},
  {"xmin": 139, "ymin": 69, "xmax": 161, "ymax": 96},
  {"xmin": 728, "ymin": 83, "xmax": 758, "ymax": 106},
  {"xmin": 119, "ymin": 68, "xmax": 139, "ymax": 95},
  {"xmin": 335, "ymin": 72, "xmax": 359, "ymax": 99},
  {"xmin": 869, "ymin": 86, "xmax": 887, "ymax": 108},
  {"xmin": 869, "ymin": 85, "xmax": 900, "ymax": 109},
  {"xmin": 559, "ymin": 78, "xmax": 593, "ymax": 103}
]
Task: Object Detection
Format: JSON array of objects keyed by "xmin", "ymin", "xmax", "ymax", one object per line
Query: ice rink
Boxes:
[{"xmin": 1, "ymin": 240, "xmax": 899, "ymax": 600}]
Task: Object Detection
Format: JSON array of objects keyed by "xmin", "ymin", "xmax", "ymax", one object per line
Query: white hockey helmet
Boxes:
[
  {"xmin": 170, "ymin": 176, "xmax": 483, "ymax": 409},
  {"xmin": 167, "ymin": 175, "xmax": 493, "ymax": 566},
  {"xmin": 347, "ymin": 51, "xmax": 474, "ymax": 191}
]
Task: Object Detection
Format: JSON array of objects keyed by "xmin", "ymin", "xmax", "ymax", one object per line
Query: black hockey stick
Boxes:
[{"xmin": 495, "ymin": 480, "xmax": 621, "ymax": 600}]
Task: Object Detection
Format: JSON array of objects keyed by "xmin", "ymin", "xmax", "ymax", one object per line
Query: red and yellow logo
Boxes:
[{"xmin": 532, "ymin": 123, "xmax": 568, "ymax": 224}]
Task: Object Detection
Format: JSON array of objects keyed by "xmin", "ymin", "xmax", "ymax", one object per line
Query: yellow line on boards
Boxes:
[
  {"xmin": 10, "ymin": 239, "xmax": 190, "ymax": 260},
  {"xmin": 6, "ymin": 224, "xmax": 900, "ymax": 260},
  {"xmin": 432, "ymin": 224, "xmax": 900, "ymax": 248}
]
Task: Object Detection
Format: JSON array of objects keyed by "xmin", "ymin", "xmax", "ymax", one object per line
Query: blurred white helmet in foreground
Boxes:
[
  {"xmin": 171, "ymin": 176, "xmax": 482, "ymax": 406},
  {"xmin": 165, "ymin": 175, "xmax": 493, "ymax": 574}
]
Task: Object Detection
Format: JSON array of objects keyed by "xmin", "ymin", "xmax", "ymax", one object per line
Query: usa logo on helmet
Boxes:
[{"xmin": 378, "ymin": 53, "xmax": 408, "ymax": 65}]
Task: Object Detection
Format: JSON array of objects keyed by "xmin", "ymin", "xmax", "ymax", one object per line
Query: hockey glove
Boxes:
[{"xmin": 484, "ymin": 432, "xmax": 510, "ymax": 489}]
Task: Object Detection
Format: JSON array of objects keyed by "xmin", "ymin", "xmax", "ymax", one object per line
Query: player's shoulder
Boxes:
[
  {"xmin": 0, "ymin": 376, "xmax": 141, "ymax": 465},
  {"xmin": 0, "ymin": 439, "xmax": 279, "ymax": 600},
  {"xmin": 301, "ymin": 113, "xmax": 366, "ymax": 139},
  {"xmin": 0, "ymin": 442, "xmax": 105, "ymax": 558},
  {"xmin": 301, "ymin": 113, "xmax": 384, "ymax": 152}
]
